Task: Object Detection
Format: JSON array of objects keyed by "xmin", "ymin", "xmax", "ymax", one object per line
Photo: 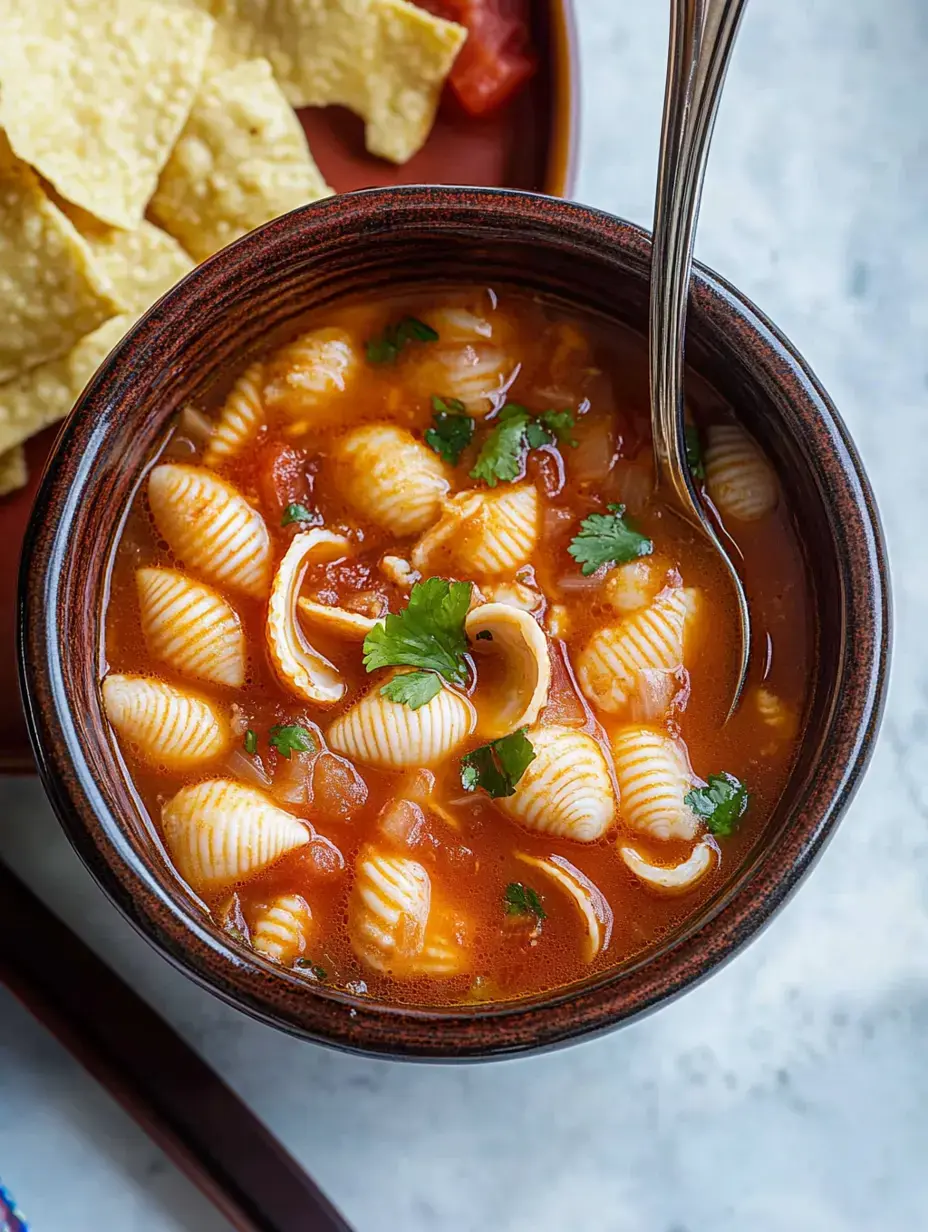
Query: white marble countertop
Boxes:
[{"xmin": 3, "ymin": 1, "xmax": 927, "ymax": 1228}]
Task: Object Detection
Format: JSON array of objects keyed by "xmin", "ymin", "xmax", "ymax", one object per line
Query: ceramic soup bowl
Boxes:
[{"xmin": 18, "ymin": 188, "xmax": 889, "ymax": 1059}]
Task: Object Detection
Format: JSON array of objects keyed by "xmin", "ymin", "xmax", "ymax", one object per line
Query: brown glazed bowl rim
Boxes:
[{"xmin": 18, "ymin": 187, "xmax": 890, "ymax": 1060}]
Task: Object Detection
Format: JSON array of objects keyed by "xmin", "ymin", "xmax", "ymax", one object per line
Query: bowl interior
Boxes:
[{"xmin": 20, "ymin": 189, "xmax": 888, "ymax": 1057}]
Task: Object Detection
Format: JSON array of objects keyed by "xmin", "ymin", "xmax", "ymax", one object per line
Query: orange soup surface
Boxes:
[{"xmin": 101, "ymin": 287, "xmax": 811, "ymax": 1007}]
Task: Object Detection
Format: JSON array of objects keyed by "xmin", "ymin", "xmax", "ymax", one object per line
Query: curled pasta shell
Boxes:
[
  {"xmin": 162, "ymin": 779, "xmax": 310, "ymax": 892},
  {"xmin": 611, "ymin": 725, "xmax": 699, "ymax": 841},
  {"xmin": 102, "ymin": 673, "xmax": 228, "ymax": 769},
  {"xmin": 262, "ymin": 327, "xmax": 358, "ymax": 427},
  {"xmin": 331, "ymin": 424, "xmax": 450, "ymax": 536},
  {"xmin": 411, "ymin": 484, "xmax": 539, "ymax": 577},
  {"xmin": 248, "ymin": 893, "xmax": 313, "ymax": 964},
  {"xmin": 514, "ymin": 852, "xmax": 613, "ymax": 961},
  {"xmin": 328, "ymin": 678, "xmax": 476, "ymax": 769},
  {"xmin": 576, "ymin": 587, "xmax": 699, "ymax": 718},
  {"xmin": 349, "ymin": 846, "xmax": 431, "ymax": 973},
  {"xmin": 136, "ymin": 567, "xmax": 246, "ymax": 688},
  {"xmin": 267, "ymin": 530, "xmax": 351, "ymax": 705},
  {"xmin": 148, "ymin": 463, "xmax": 271, "ymax": 598},
  {"xmin": 465, "ymin": 602, "xmax": 550, "ymax": 738},
  {"xmin": 297, "ymin": 598, "xmax": 379, "ymax": 641},
  {"xmin": 704, "ymin": 423, "xmax": 778, "ymax": 522},
  {"xmin": 498, "ymin": 724, "xmax": 616, "ymax": 842},
  {"xmin": 619, "ymin": 838, "xmax": 716, "ymax": 894},
  {"xmin": 203, "ymin": 363, "xmax": 265, "ymax": 468}
]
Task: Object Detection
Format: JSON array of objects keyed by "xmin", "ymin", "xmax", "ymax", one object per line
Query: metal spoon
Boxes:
[{"xmin": 649, "ymin": 0, "xmax": 750, "ymax": 719}]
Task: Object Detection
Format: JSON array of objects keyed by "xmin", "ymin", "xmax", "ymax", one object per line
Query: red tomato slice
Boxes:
[{"xmin": 419, "ymin": 0, "xmax": 537, "ymax": 117}]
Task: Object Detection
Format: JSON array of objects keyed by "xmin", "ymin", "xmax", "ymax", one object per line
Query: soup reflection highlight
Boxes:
[{"xmin": 101, "ymin": 287, "xmax": 810, "ymax": 1006}]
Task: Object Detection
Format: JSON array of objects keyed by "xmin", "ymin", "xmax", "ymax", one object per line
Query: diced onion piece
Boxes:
[
  {"xmin": 514, "ymin": 852, "xmax": 613, "ymax": 961},
  {"xmin": 266, "ymin": 530, "xmax": 350, "ymax": 705},
  {"xmin": 465, "ymin": 602, "xmax": 550, "ymax": 738}
]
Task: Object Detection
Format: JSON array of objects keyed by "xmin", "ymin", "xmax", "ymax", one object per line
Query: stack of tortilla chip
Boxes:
[{"xmin": 0, "ymin": 0, "xmax": 465, "ymax": 496}]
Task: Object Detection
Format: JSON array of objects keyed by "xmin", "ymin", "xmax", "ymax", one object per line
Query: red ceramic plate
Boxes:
[{"xmin": 1, "ymin": 0, "xmax": 577, "ymax": 772}]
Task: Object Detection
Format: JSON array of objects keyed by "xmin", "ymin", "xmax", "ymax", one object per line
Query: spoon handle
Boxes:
[{"xmin": 649, "ymin": 0, "xmax": 748, "ymax": 512}]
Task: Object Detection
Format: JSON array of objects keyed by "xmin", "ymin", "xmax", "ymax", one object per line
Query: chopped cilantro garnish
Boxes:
[
  {"xmin": 425, "ymin": 396, "xmax": 475, "ymax": 465},
  {"xmin": 685, "ymin": 772, "xmax": 748, "ymax": 836},
  {"xmin": 470, "ymin": 403, "xmax": 531, "ymax": 486},
  {"xmin": 281, "ymin": 502, "xmax": 321, "ymax": 527},
  {"xmin": 526, "ymin": 408, "xmax": 577, "ymax": 449},
  {"xmin": 470, "ymin": 404, "xmax": 579, "ymax": 486},
  {"xmin": 268, "ymin": 723, "xmax": 316, "ymax": 759},
  {"xmin": 365, "ymin": 316, "xmax": 438, "ymax": 364},
  {"xmin": 460, "ymin": 728, "xmax": 536, "ymax": 799},
  {"xmin": 243, "ymin": 729, "xmax": 257, "ymax": 755},
  {"xmin": 567, "ymin": 503, "xmax": 653, "ymax": 576},
  {"xmin": 380, "ymin": 670, "xmax": 443, "ymax": 710},
  {"xmin": 362, "ymin": 577, "xmax": 471, "ymax": 687},
  {"xmin": 504, "ymin": 882, "xmax": 546, "ymax": 921},
  {"xmin": 685, "ymin": 424, "xmax": 705, "ymax": 480},
  {"xmin": 295, "ymin": 958, "xmax": 327, "ymax": 979}
]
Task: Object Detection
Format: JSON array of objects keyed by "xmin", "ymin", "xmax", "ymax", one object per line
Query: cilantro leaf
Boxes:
[
  {"xmin": 685, "ymin": 424, "xmax": 705, "ymax": 480},
  {"xmin": 362, "ymin": 577, "xmax": 472, "ymax": 686},
  {"xmin": 567, "ymin": 503, "xmax": 653, "ymax": 576},
  {"xmin": 294, "ymin": 958, "xmax": 327, "ymax": 979},
  {"xmin": 366, "ymin": 316, "xmax": 439, "ymax": 365},
  {"xmin": 425, "ymin": 396, "xmax": 474, "ymax": 465},
  {"xmin": 460, "ymin": 728, "xmax": 536, "ymax": 799},
  {"xmin": 380, "ymin": 670, "xmax": 443, "ymax": 710},
  {"xmin": 504, "ymin": 882, "xmax": 546, "ymax": 921},
  {"xmin": 281, "ymin": 502, "xmax": 321, "ymax": 527},
  {"xmin": 470, "ymin": 404, "xmax": 531, "ymax": 487},
  {"xmin": 243, "ymin": 729, "xmax": 257, "ymax": 755},
  {"xmin": 529, "ymin": 408, "xmax": 577, "ymax": 448},
  {"xmin": 269, "ymin": 723, "xmax": 316, "ymax": 759},
  {"xmin": 471, "ymin": 404, "xmax": 579, "ymax": 486},
  {"xmin": 685, "ymin": 772, "xmax": 748, "ymax": 836}
]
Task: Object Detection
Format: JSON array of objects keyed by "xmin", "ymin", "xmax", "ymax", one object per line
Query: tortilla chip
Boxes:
[
  {"xmin": 175, "ymin": 0, "xmax": 465, "ymax": 164},
  {"xmin": 0, "ymin": 0, "xmax": 215, "ymax": 229},
  {"xmin": 0, "ymin": 223, "xmax": 194, "ymax": 455},
  {"xmin": 0, "ymin": 135, "xmax": 122, "ymax": 384},
  {"xmin": 0, "ymin": 447, "xmax": 28, "ymax": 498},
  {"xmin": 150, "ymin": 57, "xmax": 332, "ymax": 260}
]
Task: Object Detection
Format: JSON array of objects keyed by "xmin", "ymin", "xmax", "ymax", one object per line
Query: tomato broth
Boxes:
[{"xmin": 102, "ymin": 286, "xmax": 811, "ymax": 1007}]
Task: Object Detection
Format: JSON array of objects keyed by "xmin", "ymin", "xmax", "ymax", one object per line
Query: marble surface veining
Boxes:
[{"xmin": 2, "ymin": 0, "xmax": 927, "ymax": 1228}]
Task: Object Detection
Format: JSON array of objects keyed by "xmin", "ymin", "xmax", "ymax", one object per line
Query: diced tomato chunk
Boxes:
[
  {"xmin": 256, "ymin": 440, "xmax": 315, "ymax": 528},
  {"xmin": 419, "ymin": 0, "xmax": 536, "ymax": 117}
]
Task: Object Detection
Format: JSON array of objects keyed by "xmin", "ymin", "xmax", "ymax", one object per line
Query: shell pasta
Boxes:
[{"xmin": 101, "ymin": 287, "xmax": 810, "ymax": 1006}]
